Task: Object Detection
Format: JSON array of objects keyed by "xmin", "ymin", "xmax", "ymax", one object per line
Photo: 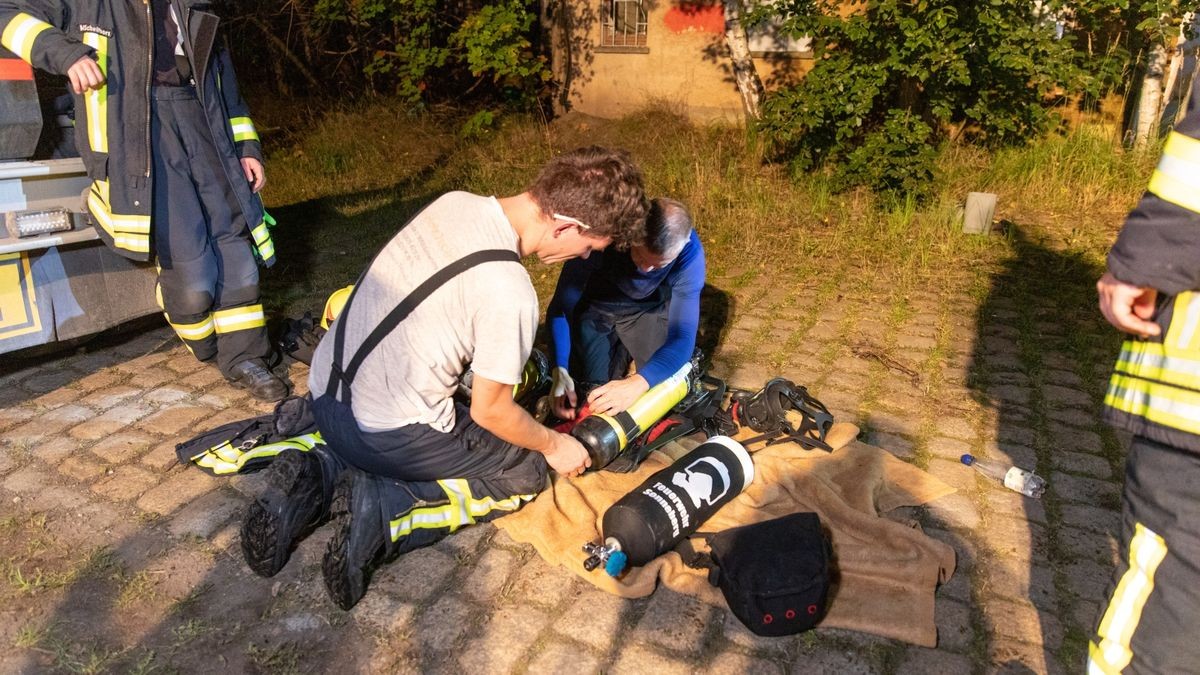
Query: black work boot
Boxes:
[
  {"xmin": 241, "ymin": 447, "xmax": 331, "ymax": 577},
  {"xmin": 226, "ymin": 359, "xmax": 288, "ymax": 402},
  {"xmin": 322, "ymin": 469, "xmax": 389, "ymax": 610}
]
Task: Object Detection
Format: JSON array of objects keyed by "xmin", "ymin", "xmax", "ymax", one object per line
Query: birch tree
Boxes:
[{"xmin": 723, "ymin": 0, "xmax": 766, "ymax": 120}]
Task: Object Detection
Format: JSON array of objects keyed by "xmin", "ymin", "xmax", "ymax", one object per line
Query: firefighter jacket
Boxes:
[
  {"xmin": 0, "ymin": 0, "xmax": 275, "ymax": 265},
  {"xmin": 1104, "ymin": 83, "xmax": 1200, "ymax": 452}
]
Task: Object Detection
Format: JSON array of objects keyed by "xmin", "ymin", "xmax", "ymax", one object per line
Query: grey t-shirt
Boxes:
[{"xmin": 309, "ymin": 192, "xmax": 536, "ymax": 432}]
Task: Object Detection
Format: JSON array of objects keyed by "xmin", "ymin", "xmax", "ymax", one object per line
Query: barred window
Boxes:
[{"xmin": 601, "ymin": 0, "xmax": 648, "ymax": 49}]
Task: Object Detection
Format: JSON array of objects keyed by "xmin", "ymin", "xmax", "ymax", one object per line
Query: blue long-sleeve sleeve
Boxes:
[
  {"xmin": 636, "ymin": 235, "xmax": 705, "ymax": 387},
  {"xmin": 547, "ymin": 257, "xmax": 595, "ymax": 370}
]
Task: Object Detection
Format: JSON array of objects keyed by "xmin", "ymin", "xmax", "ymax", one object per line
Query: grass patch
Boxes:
[
  {"xmin": 246, "ymin": 641, "xmax": 302, "ymax": 675},
  {"xmin": 117, "ymin": 570, "xmax": 159, "ymax": 608},
  {"xmin": 12, "ymin": 622, "xmax": 123, "ymax": 675}
]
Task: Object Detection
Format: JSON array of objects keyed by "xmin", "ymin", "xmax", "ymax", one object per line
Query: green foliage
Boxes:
[
  {"xmin": 756, "ymin": 0, "xmax": 1077, "ymax": 198},
  {"xmin": 1063, "ymin": 0, "xmax": 1189, "ymax": 101},
  {"xmin": 451, "ymin": 1, "xmax": 550, "ymax": 96},
  {"xmin": 305, "ymin": 0, "xmax": 548, "ymax": 107},
  {"xmin": 836, "ymin": 110, "xmax": 937, "ymax": 196}
]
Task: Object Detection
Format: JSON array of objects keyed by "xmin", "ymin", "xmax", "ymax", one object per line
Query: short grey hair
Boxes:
[{"xmin": 644, "ymin": 197, "xmax": 692, "ymax": 258}]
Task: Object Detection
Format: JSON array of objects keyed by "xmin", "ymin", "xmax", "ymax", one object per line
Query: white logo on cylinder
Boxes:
[{"xmin": 671, "ymin": 456, "xmax": 731, "ymax": 509}]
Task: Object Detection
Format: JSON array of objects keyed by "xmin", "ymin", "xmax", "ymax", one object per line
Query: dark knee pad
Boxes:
[
  {"xmin": 218, "ymin": 281, "xmax": 261, "ymax": 308},
  {"xmin": 162, "ymin": 284, "xmax": 215, "ymax": 318}
]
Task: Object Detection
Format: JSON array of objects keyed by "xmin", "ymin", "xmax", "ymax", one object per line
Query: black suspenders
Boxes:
[{"xmin": 324, "ymin": 249, "xmax": 522, "ymax": 405}]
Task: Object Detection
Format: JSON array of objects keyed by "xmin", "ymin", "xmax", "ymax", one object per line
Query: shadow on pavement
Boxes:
[{"xmin": 967, "ymin": 222, "xmax": 1124, "ymax": 671}]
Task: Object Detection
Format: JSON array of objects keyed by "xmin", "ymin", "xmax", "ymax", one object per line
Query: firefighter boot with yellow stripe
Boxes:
[{"xmin": 241, "ymin": 446, "xmax": 342, "ymax": 577}]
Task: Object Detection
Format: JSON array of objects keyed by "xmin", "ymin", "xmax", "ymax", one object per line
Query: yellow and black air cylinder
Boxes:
[{"xmin": 572, "ymin": 361, "xmax": 693, "ymax": 471}]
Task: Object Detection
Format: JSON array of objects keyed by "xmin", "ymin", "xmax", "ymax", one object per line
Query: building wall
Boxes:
[{"xmin": 549, "ymin": 1, "xmax": 812, "ymax": 123}]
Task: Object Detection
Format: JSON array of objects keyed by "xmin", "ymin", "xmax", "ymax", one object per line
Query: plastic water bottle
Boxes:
[{"xmin": 960, "ymin": 454, "xmax": 1046, "ymax": 498}]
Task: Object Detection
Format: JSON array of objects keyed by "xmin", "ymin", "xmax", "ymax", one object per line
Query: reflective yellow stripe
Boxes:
[
  {"xmin": 1, "ymin": 12, "xmax": 52, "ymax": 63},
  {"xmin": 230, "ymin": 116, "xmax": 259, "ymax": 143},
  {"xmin": 390, "ymin": 503, "xmax": 458, "ymax": 540},
  {"xmin": 1147, "ymin": 131, "xmax": 1200, "ymax": 214},
  {"xmin": 1106, "ymin": 375, "xmax": 1200, "ymax": 435},
  {"xmin": 169, "ymin": 315, "xmax": 215, "ymax": 341},
  {"xmin": 1164, "ymin": 292, "xmax": 1200, "ymax": 351},
  {"xmin": 249, "ymin": 222, "xmax": 274, "ymax": 260},
  {"xmin": 87, "ymin": 183, "xmax": 150, "ymax": 253},
  {"xmin": 1113, "ymin": 339, "xmax": 1200, "ymax": 391},
  {"xmin": 212, "ymin": 304, "xmax": 265, "ymax": 333},
  {"xmin": 1089, "ymin": 523, "xmax": 1167, "ymax": 674},
  {"xmin": 81, "ymin": 32, "xmax": 108, "ymax": 153},
  {"xmin": 192, "ymin": 434, "xmax": 324, "ymax": 475},
  {"xmin": 389, "ymin": 480, "xmax": 534, "ymax": 541}
]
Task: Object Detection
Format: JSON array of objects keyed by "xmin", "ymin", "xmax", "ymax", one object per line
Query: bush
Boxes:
[{"xmin": 754, "ymin": 0, "xmax": 1077, "ymax": 198}]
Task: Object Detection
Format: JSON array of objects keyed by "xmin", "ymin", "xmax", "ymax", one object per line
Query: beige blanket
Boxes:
[{"xmin": 494, "ymin": 422, "xmax": 958, "ymax": 646}]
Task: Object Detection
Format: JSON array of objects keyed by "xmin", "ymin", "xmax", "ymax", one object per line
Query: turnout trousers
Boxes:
[
  {"xmin": 312, "ymin": 395, "xmax": 548, "ymax": 554},
  {"xmin": 1088, "ymin": 435, "xmax": 1200, "ymax": 674},
  {"xmin": 151, "ymin": 85, "xmax": 269, "ymax": 375}
]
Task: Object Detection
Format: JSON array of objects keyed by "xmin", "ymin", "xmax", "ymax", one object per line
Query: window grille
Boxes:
[{"xmin": 601, "ymin": 0, "xmax": 648, "ymax": 49}]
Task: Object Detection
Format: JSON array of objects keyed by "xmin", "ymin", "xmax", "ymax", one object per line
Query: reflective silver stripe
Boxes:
[
  {"xmin": 1173, "ymin": 295, "xmax": 1200, "ymax": 350},
  {"xmin": 212, "ymin": 307, "xmax": 265, "ymax": 332},
  {"xmin": 1, "ymin": 13, "xmax": 52, "ymax": 63},
  {"xmin": 1110, "ymin": 382, "xmax": 1200, "ymax": 421},
  {"xmin": 1117, "ymin": 343, "xmax": 1200, "ymax": 381},
  {"xmin": 1155, "ymin": 154, "xmax": 1200, "ymax": 190},
  {"xmin": 171, "ymin": 317, "xmax": 214, "ymax": 340}
]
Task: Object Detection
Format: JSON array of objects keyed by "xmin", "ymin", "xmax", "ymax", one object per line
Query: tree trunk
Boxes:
[
  {"xmin": 1134, "ymin": 40, "xmax": 1169, "ymax": 148},
  {"xmin": 722, "ymin": 0, "xmax": 764, "ymax": 121}
]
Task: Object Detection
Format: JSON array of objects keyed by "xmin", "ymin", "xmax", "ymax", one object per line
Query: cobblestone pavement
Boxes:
[{"xmin": 0, "ymin": 270, "xmax": 1122, "ymax": 674}]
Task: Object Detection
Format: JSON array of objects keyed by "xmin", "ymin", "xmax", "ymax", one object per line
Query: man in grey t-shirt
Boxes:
[{"xmin": 241, "ymin": 147, "xmax": 649, "ymax": 610}]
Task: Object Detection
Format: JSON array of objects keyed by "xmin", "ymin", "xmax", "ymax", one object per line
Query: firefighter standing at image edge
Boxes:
[
  {"xmin": 0, "ymin": 0, "xmax": 286, "ymax": 401},
  {"xmin": 1090, "ymin": 79, "xmax": 1200, "ymax": 674}
]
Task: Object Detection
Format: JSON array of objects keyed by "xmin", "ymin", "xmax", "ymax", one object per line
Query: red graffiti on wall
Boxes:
[{"xmin": 664, "ymin": 3, "xmax": 724, "ymax": 34}]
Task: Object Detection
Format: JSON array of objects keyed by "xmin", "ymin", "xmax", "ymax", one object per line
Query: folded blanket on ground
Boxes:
[{"xmin": 493, "ymin": 422, "xmax": 958, "ymax": 646}]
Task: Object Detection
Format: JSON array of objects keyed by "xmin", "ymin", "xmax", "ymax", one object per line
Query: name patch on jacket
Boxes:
[{"xmin": 79, "ymin": 24, "xmax": 112, "ymax": 38}]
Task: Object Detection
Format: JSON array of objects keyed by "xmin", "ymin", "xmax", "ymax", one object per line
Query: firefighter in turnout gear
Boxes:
[
  {"xmin": 1090, "ymin": 82, "xmax": 1200, "ymax": 673},
  {"xmin": 0, "ymin": 0, "xmax": 286, "ymax": 400},
  {"xmin": 239, "ymin": 147, "xmax": 649, "ymax": 610}
]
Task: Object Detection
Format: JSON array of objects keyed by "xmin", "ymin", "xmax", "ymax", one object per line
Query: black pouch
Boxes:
[
  {"xmin": 691, "ymin": 512, "xmax": 832, "ymax": 636},
  {"xmin": 175, "ymin": 395, "xmax": 319, "ymax": 476}
]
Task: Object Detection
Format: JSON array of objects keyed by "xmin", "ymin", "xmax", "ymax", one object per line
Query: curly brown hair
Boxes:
[{"xmin": 529, "ymin": 146, "xmax": 648, "ymax": 250}]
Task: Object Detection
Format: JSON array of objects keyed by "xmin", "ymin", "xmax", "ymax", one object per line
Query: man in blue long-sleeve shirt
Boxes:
[{"xmin": 547, "ymin": 198, "xmax": 705, "ymax": 418}]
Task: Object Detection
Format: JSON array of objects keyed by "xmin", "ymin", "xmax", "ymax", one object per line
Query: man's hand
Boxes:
[
  {"xmin": 543, "ymin": 431, "xmax": 591, "ymax": 478},
  {"xmin": 551, "ymin": 366, "xmax": 578, "ymax": 419},
  {"xmin": 67, "ymin": 56, "xmax": 104, "ymax": 94},
  {"xmin": 587, "ymin": 374, "xmax": 649, "ymax": 416},
  {"xmin": 241, "ymin": 157, "xmax": 266, "ymax": 193},
  {"xmin": 1097, "ymin": 272, "xmax": 1161, "ymax": 338},
  {"xmin": 469, "ymin": 372, "xmax": 590, "ymax": 477}
]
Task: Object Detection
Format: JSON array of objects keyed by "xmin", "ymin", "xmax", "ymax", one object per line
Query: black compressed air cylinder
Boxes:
[
  {"xmin": 572, "ymin": 415, "xmax": 625, "ymax": 469},
  {"xmin": 602, "ymin": 436, "xmax": 754, "ymax": 567}
]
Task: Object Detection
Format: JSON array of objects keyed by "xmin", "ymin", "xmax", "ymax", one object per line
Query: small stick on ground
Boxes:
[{"xmin": 851, "ymin": 343, "xmax": 921, "ymax": 387}]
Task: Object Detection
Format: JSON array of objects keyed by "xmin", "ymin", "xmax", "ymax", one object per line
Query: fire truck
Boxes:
[{"xmin": 0, "ymin": 48, "xmax": 157, "ymax": 356}]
